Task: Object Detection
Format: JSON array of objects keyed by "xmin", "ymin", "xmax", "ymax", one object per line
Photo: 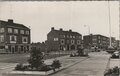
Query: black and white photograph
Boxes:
[{"xmin": 0, "ymin": 0, "xmax": 120, "ymax": 76}]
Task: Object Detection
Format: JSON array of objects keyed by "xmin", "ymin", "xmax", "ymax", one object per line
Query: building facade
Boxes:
[
  {"xmin": 83, "ymin": 34, "xmax": 109, "ymax": 50},
  {"xmin": 0, "ymin": 19, "xmax": 31, "ymax": 53},
  {"xmin": 116, "ymin": 40, "xmax": 120, "ymax": 49},
  {"xmin": 46, "ymin": 27, "xmax": 82, "ymax": 51},
  {"xmin": 31, "ymin": 42, "xmax": 47, "ymax": 52}
]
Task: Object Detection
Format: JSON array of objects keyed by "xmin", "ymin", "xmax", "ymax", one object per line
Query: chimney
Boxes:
[
  {"xmin": 60, "ymin": 28, "xmax": 63, "ymax": 31},
  {"xmin": 8, "ymin": 19, "xmax": 13, "ymax": 23},
  {"xmin": 69, "ymin": 29, "xmax": 72, "ymax": 32},
  {"xmin": 51, "ymin": 27, "xmax": 54, "ymax": 31}
]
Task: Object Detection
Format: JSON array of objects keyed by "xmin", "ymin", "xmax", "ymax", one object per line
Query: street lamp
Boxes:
[
  {"xmin": 84, "ymin": 25, "xmax": 91, "ymax": 51},
  {"xmin": 84, "ymin": 25, "xmax": 90, "ymax": 35}
]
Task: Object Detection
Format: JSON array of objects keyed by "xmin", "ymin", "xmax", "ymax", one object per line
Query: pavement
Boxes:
[{"xmin": 109, "ymin": 59, "xmax": 120, "ymax": 68}]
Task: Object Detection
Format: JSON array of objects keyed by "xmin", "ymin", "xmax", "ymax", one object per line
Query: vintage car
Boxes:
[{"xmin": 111, "ymin": 51, "xmax": 119, "ymax": 58}]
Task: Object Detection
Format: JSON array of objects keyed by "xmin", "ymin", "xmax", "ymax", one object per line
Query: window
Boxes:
[
  {"xmin": 98, "ymin": 36, "xmax": 100, "ymax": 39},
  {"xmin": 22, "ymin": 37, "xmax": 28, "ymax": 43},
  {"xmin": 67, "ymin": 35, "xmax": 69, "ymax": 38},
  {"xmin": 10, "ymin": 35, "xmax": 17, "ymax": 43},
  {"xmin": 92, "ymin": 38, "xmax": 97, "ymax": 41},
  {"xmin": 14, "ymin": 29, "xmax": 18, "ymax": 34},
  {"xmin": 79, "ymin": 36, "xmax": 81, "ymax": 38},
  {"xmin": 98, "ymin": 40, "xmax": 101, "ymax": 43},
  {"xmin": 54, "ymin": 38, "xmax": 58, "ymax": 41},
  {"xmin": 63, "ymin": 35, "xmax": 65, "ymax": 38},
  {"xmin": 26, "ymin": 31, "xmax": 29, "ymax": 35},
  {"xmin": 20, "ymin": 30, "xmax": 24, "ymax": 34},
  {"xmin": 8, "ymin": 28, "xmax": 12, "ymax": 33},
  {"xmin": 60, "ymin": 35, "xmax": 65, "ymax": 38},
  {"xmin": 10, "ymin": 35, "xmax": 16, "ymax": 41},
  {"xmin": 60, "ymin": 39, "xmax": 65, "ymax": 44},
  {"xmin": 73, "ymin": 36, "xmax": 75, "ymax": 38},
  {"xmin": 0, "ymin": 28, "xmax": 4, "ymax": 33},
  {"xmin": 77, "ymin": 40, "xmax": 81, "ymax": 44},
  {"xmin": 71, "ymin": 40, "xmax": 75, "ymax": 44},
  {"xmin": 70, "ymin": 35, "xmax": 72, "ymax": 38},
  {"xmin": 67, "ymin": 40, "xmax": 69, "ymax": 44},
  {"xmin": 0, "ymin": 35, "xmax": 4, "ymax": 42}
]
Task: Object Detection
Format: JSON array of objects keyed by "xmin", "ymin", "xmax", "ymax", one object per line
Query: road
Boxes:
[{"xmin": 50, "ymin": 51, "xmax": 111, "ymax": 76}]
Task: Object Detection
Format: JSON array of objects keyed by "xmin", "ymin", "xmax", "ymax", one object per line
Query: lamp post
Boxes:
[
  {"xmin": 84, "ymin": 25, "xmax": 91, "ymax": 51},
  {"xmin": 84, "ymin": 25, "xmax": 90, "ymax": 35}
]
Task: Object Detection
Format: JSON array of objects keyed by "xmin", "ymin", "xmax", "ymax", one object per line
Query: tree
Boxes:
[{"xmin": 28, "ymin": 48, "xmax": 44, "ymax": 70}]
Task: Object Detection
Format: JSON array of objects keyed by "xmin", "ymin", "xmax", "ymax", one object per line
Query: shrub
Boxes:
[
  {"xmin": 28, "ymin": 48, "xmax": 44, "ymax": 70},
  {"xmin": 40, "ymin": 65, "xmax": 52, "ymax": 71},
  {"xmin": 51, "ymin": 59, "xmax": 61, "ymax": 69},
  {"xmin": 15, "ymin": 63, "xmax": 24, "ymax": 71}
]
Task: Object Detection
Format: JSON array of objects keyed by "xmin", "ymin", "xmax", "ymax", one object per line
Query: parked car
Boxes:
[
  {"xmin": 106, "ymin": 47, "xmax": 115, "ymax": 54},
  {"xmin": 111, "ymin": 51, "xmax": 120, "ymax": 58}
]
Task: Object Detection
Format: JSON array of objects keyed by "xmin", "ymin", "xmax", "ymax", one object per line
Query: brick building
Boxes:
[
  {"xmin": 111, "ymin": 37, "xmax": 117, "ymax": 48},
  {"xmin": 116, "ymin": 40, "xmax": 120, "ymax": 49},
  {"xmin": 31, "ymin": 42, "xmax": 47, "ymax": 52},
  {"xmin": 46, "ymin": 27, "xmax": 82, "ymax": 51},
  {"xmin": 83, "ymin": 34, "xmax": 109, "ymax": 50},
  {"xmin": 0, "ymin": 19, "xmax": 31, "ymax": 53}
]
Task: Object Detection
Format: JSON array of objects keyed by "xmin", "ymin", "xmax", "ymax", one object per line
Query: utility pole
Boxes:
[
  {"xmin": 119, "ymin": 1, "xmax": 120, "ymax": 49},
  {"xmin": 84, "ymin": 25, "xmax": 90, "ymax": 35},
  {"xmin": 108, "ymin": 1, "xmax": 112, "ymax": 48}
]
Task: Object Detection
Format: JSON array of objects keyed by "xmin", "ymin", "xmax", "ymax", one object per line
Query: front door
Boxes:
[{"xmin": 11, "ymin": 46, "xmax": 15, "ymax": 53}]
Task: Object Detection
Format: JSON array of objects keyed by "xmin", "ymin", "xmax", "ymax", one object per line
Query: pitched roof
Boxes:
[
  {"xmin": 52, "ymin": 29, "xmax": 81, "ymax": 36},
  {"xmin": 0, "ymin": 20, "xmax": 30, "ymax": 29}
]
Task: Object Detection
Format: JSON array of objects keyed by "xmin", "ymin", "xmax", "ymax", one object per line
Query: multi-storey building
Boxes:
[
  {"xmin": 83, "ymin": 34, "xmax": 93, "ymax": 48},
  {"xmin": 83, "ymin": 34, "xmax": 109, "ymax": 50},
  {"xmin": 46, "ymin": 27, "xmax": 82, "ymax": 51},
  {"xmin": 0, "ymin": 19, "xmax": 31, "ymax": 53},
  {"xmin": 116, "ymin": 40, "xmax": 120, "ymax": 49}
]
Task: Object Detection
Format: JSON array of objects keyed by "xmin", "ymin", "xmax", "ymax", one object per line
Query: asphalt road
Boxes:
[{"xmin": 50, "ymin": 51, "xmax": 110, "ymax": 76}]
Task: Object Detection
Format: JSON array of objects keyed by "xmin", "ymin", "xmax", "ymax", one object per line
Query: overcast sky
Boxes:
[{"xmin": 0, "ymin": 1, "xmax": 119, "ymax": 42}]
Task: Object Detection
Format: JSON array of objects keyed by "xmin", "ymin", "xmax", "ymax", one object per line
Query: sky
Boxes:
[{"xmin": 0, "ymin": 1, "xmax": 119, "ymax": 42}]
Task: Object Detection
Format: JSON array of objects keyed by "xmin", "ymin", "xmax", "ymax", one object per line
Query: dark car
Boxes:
[
  {"xmin": 111, "ymin": 51, "xmax": 120, "ymax": 58},
  {"xmin": 106, "ymin": 47, "xmax": 115, "ymax": 54}
]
